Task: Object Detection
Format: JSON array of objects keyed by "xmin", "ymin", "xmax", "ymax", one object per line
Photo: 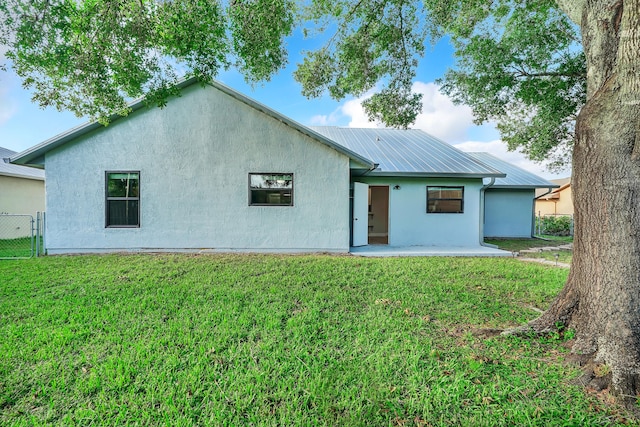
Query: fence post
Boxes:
[
  {"xmin": 35, "ymin": 212, "xmax": 40, "ymax": 257},
  {"xmin": 42, "ymin": 212, "xmax": 46, "ymax": 255}
]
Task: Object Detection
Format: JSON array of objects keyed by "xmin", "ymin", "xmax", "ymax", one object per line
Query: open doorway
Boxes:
[{"xmin": 368, "ymin": 186, "xmax": 389, "ymax": 244}]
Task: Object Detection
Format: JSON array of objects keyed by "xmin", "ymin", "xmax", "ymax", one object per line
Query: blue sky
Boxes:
[{"xmin": 0, "ymin": 33, "xmax": 567, "ymax": 179}]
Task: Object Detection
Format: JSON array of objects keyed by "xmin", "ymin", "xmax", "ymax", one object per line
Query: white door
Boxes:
[{"xmin": 352, "ymin": 182, "xmax": 369, "ymax": 246}]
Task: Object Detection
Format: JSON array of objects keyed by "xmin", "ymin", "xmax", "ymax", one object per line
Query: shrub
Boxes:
[{"xmin": 539, "ymin": 215, "xmax": 573, "ymax": 236}]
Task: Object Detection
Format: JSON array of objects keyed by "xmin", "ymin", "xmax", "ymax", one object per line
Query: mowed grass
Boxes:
[
  {"xmin": 0, "ymin": 237, "xmax": 34, "ymax": 258},
  {"xmin": 0, "ymin": 254, "xmax": 630, "ymax": 426},
  {"xmin": 486, "ymin": 238, "xmax": 574, "ymax": 265}
]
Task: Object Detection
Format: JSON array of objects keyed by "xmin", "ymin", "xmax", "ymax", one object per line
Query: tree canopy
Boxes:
[{"xmin": 1, "ymin": 0, "xmax": 584, "ymax": 169}]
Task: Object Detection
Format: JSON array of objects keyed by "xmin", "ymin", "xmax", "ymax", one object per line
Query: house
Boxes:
[
  {"xmin": 466, "ymin": 152, "xmax": 558, "ymax": 238},
  {"xmin": 535, "ymin": 177, "xmax": 573, "ymax": 217},
  {"xmin": 10, "ymin": 78, "xmax": 554, "ymax": 254},
  {"xmin": 1, "ymin": 146, "xmax": 45, "ymax": 217}
]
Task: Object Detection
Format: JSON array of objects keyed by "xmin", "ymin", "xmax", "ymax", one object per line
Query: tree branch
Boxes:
[{"xmin": 513, "ymin": 70, "xmax": 586, "ymax": 79}]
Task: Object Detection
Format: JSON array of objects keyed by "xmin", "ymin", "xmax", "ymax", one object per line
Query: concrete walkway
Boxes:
[
  {"xmin": 350, "ymin": 245, "xmax": 511, "ymax": 257},
  {"xmin": 516, "ymin": 243, "xmax": 573, "ymax": 268}
]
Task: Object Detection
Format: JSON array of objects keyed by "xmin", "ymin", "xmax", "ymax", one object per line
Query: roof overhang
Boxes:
[
  {"xmin": 11, "ymin": 77, "xmax": 376, "ymax": 170},
  {"xmin": 0, "ymin": 172, "xmax": 45, "ymax": 181},
  {"xmin": 364, "ymin": 171, "xmax": 507, "ymax": 179},
  {"xmin": 490, "ymin": 184, "xmax": 561, "ymax": 190}
]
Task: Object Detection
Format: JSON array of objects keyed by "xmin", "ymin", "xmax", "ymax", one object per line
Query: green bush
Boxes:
[{"xmin": 539, "ymin": 215, "xmax": 573, "ymax": 236}]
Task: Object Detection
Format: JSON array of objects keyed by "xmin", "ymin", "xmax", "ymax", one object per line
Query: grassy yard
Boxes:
[
  {"xmin": 486, "ymin": 237, "xmax": 574, "ymax": 265},
  {"xmin": 0, "ymin": 254, "xmax": 632, "ymax": 425},
  {"xmin": 0, "ymin": 236, "xmax": 34, "ymax": 258}
]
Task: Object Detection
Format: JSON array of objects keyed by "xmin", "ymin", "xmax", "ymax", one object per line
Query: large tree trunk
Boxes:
[{"xmin": 511, "ymin": 0, "xmax": 640, "ymax": 406}]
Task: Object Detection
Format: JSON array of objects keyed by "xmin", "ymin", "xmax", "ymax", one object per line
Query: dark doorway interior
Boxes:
[{"xmin": 368, "ymin": 186, "xmax": 389, "ymax": 244}]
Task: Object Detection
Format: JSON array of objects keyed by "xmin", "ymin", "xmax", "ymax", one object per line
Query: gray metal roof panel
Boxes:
[
  {"xmin": 0, "ymin": 147, "xmax": 45, "ymax": 180},
  {"xmin": 466, "ymin": 152, "xmax": 559, "ymax": 189},
  {"xmin": 310, "ymin": 127, "xmax": 505, "ymax": 177}
]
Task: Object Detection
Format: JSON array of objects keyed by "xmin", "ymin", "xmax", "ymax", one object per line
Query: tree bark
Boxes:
[{"xmin": 517, "ymin": 0, "xmax": 640, "ymax": 407}]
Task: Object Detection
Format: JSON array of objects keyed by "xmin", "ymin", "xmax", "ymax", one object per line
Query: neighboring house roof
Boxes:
[
  {"xmin": 535, "ymin": 177, "xmax": 571, "ymax": 198},
  {"xmin": 0, "ymin": 146, "xmax": 45, "ymax": 180},
  {"xmin": 310, "ymin": 127, "xmax": 505, "ymax": 178},
  {"xmin": 466, "ymin": 152, "xmax": 558, "ymax": 189},
  {"xmin": 10, "ymin": 78, "xmax": 375, "ymax": 170}
]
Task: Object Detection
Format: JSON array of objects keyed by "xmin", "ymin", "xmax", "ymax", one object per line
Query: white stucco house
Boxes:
[{"xmin": 10, "ymin": 78, "xmax": 555, "ymax": 254}]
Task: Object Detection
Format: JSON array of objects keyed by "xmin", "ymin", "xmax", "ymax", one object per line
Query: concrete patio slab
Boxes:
[{"xmin": 350, "ymin": 245, "xmax": 512, "ymax": 257}]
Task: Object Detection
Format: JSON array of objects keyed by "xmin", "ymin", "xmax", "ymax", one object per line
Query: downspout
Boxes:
[
  {"xmin": 533, "ymin": 187, "xmax": 555, "ymax": 237},
  {"xmin": 535, "ymin": 187, "xmax": 555, "ymax": 200},
  {"xmin": 479, "ymin": 178, "xmax": 497, "ymax": 248}
]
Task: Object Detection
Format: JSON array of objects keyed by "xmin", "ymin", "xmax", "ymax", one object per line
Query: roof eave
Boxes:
[
  {"xmin": 207, "ymin": 80, "xmax": 376, "ymax": 169},
  {"xmin": 367, "ymin": 171, "xmax": 507, "ymax": 179},
  {"xmin": 0, "ymin": 171, "xmax": 45, "ymax": 181},
  {"xmin": 11, "ymin": 77, "xmax": 376, "ymax": 170},
  {"xmin": 491, "ymin": 184, "xmax": 561, "ymax": 190}
]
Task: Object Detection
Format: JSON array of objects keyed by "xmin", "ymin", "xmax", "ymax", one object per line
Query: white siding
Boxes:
[{"xmin": 45, "ymin": 84, "xmax": 351, "ymax": 253}]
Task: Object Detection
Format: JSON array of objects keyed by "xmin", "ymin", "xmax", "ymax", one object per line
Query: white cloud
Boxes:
[
  {"xmin": 328, "ymin": 81, "xmax": 476, "ymax": 142},
  {"xmin": 309, "ymin": 110, "xmax": 343, "ymax": 126},
  {"xmin": 342, "ymin": 97, "xmax": 380, "ymax": 128},
  {"xmin": 410, "ymin": 82, "xmax": 474, "ymax": 143},
  {"xmin": 455, "ymin": 140, "xmax": 569, "ymax": 180}
]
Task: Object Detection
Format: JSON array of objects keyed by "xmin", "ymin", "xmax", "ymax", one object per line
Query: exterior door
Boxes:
[{"xmin": 352, "ymin": 182, "xmax": 369, "ymax": 246}]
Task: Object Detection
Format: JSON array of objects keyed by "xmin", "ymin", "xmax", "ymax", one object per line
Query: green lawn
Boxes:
[
  {"xmin": 0, "ymin": 236, "xmax": 34, "ymax": 258},
  {"xmin": 486, "ymin": 237, "xmax": 574, "ymax": 265},
  {"xmin": 485, "ymin": 237, "xmax": 573, "ymax": 253},
  {"xmin": 0, "ymin": 254, "xmax": 631, "ymax": 425}
]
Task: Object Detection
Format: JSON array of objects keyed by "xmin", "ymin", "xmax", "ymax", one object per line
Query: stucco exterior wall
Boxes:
[
  {"xmin": 0, "ymin": 175, "xmax": 45, "ymax": 216},
  {"xmin": 484, "ymin": 189, "xmax": 534, "ymax": 238},
  {"xmin": 44, "ymin": 84, "xmax": 351, "ymax": 253},
  {"xmin": 355, "ymin": 177, "xmax": 484, "ymax": 246}
]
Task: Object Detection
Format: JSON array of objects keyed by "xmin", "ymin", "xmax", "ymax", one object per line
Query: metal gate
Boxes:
[{"xmin": 0, "ymin": 212, "xmax": 45, "ymax": 259}]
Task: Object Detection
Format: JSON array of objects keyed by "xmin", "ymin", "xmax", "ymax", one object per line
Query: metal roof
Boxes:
[
  {"xmin": 10, "ymin": 78, "xmax": 375, "ymax": 170},
  {"xmin": 0, "ymin": 146, "xmax": 45, "ymax": 180},
  {"xmin": 466, "ymin": 152, "xmax": 558, "ymax": 189},
  {"xmin": 310, "ymin": 127, "xmax": 505, "ymax": 178}
]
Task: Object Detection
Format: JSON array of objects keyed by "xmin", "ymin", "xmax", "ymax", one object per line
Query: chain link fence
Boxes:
[{"xmin": 0, "ymin": 213, "xmax": 45, "ymax": 259}]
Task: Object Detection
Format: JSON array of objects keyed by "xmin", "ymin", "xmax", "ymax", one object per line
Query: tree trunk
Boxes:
[{"xmin": 512, "ymin": 0, "xmax": 640, "ymax": 406}]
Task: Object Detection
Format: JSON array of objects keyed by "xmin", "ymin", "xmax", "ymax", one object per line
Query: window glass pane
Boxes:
[
  {"xmin": 251, "ymin": 190, "xmax": 292, "ymax": 205},
  {"xmin": 107, "ymin": 173, "xmax": 139, "ymax": 197},
  {"xmin": 428, "ymin": 200, "xmax": 463, "ymax": 213},
  {"xmin": 107, "ymin": 200, "xmax": 139, "ymax": 226},
  {"xmin": 250, "ymin": 174, "xmax": 292, "ymax": 189},
  {"xmin": 427, "ymin": 186, "xmax": 464, "ymax": 213},
  {"xmin": 427, "ymin": 187, "xmax": 462, "ymax": 199}
]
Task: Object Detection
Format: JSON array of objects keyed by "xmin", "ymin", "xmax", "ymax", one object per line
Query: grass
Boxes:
[
  {"xmin": 0, "ymin": 236, "xmax": 34, "ymax": 258},
  {"xmin": 485, "ymin": 236, "xmax": 573, "ymax": 253},
  {"xmin": 486, "ymin": 237, "xmax": 573, "ymax": 265},
  {"xmin": 0, "ymin": 254, "xmax": 632, "ymax": 425}
]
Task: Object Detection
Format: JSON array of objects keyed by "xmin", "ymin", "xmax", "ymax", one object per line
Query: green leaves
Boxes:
[
  {"xmin": 437, "ymin": 0, "xmax": 584, "ymax": 169},
  {"xmin": 294, "ymin": 0, "xmax": 427, "ymax": 126},
  {"xmin": 0, "ymin": 0, "xmax": 293, "ymax": 123},
  {"xmin": 228, "ymin": 0, "xmax": 295, "ymax": 83},
  {"xmin": 1, "ymin": 0, "xmax": 586, "ymax": 166}
]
